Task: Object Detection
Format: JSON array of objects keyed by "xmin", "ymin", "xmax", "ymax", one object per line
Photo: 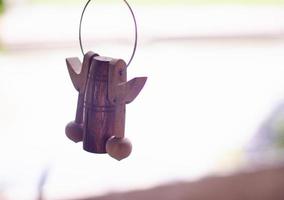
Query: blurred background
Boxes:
[{"xmin": 0, "ymin": 0, "xmax": 284, "ymax": 199}]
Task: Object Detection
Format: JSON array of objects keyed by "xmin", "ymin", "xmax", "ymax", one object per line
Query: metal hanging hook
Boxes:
[{"xmin": 79, "ymin": 0, "xmax": 138, "ymax": 67}]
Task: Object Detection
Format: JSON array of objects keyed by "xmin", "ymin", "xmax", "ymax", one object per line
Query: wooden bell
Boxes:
[{"xmin": 65, "ymin": 51, "xmax": 147, "ymax": 160}]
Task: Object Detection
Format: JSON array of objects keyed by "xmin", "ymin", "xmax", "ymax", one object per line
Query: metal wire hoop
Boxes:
[{"xmin": 79, "ymin": 0, "xmax": 138, "ymax": 67}]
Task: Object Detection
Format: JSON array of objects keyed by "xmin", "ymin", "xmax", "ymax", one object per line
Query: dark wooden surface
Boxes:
[{"xmin": 83, "ymin": 57, "xmax": 116, "ymax": 153}]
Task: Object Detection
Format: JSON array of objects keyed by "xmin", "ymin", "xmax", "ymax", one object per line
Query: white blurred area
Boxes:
[{"xmin": 0, "ymin": 1, "xmax": 284, "ymax": 199}]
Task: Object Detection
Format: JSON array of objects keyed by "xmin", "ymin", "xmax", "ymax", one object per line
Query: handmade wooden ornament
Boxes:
[
  {"xmin": 65, "ymin": 0, "xmax": 146, "ymax": 160},
  {"xmin": 65, "ymin": 52, "xmax": 147, "ymax": 160}
]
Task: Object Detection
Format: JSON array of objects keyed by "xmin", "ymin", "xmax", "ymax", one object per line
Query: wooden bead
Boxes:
[
  {"xmin": 65, "ymin": 121, "xmax": 83, "ymax": 143},
  {"xmin": 106, "ymin": 136, "xmax": 132, "ymax": 161}
]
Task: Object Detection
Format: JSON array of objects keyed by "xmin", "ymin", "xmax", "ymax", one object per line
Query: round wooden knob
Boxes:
[
  {"xmin": 106, "ymin": 136, "xmax": 132, "ymax": 161},
  {"xmin": 65, "ymin": 121, "xmax": 83, "ymax": 143}
]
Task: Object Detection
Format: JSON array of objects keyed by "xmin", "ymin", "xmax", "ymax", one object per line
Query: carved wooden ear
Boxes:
[
  {"xmin": 66, "ymin": 57, "xmax": 82, "ymax": 91},
  {"xmin": 108, "ymin": 59, "xmax": 147, "ymax": 105},
  {"xmin": 121, "ymin": 77, "xmax": 147, "ymax": 104},
  {"xmin": 66, "ymin": 51, "xmax": 98, "ymax": 93}
]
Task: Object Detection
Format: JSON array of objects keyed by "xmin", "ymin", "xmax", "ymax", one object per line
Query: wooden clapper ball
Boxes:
[{"xmin": 65, "ymin": 52, "xmax": 147, "ymax": 160}]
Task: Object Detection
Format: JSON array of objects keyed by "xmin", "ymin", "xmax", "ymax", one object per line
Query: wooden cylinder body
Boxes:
[{"xmin": 83, "ymin": 57, "xmax": 126, "ymax": 153}]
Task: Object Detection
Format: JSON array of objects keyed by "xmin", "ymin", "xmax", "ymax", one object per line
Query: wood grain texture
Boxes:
[{"xmin": 83, "ymin": 57, "xmax": 116, "ymax": 153}]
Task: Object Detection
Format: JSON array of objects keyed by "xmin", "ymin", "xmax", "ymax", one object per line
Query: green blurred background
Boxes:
[{"xmin": 0, "ymin": 0, "xmax": 4, "ymax": 13}]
